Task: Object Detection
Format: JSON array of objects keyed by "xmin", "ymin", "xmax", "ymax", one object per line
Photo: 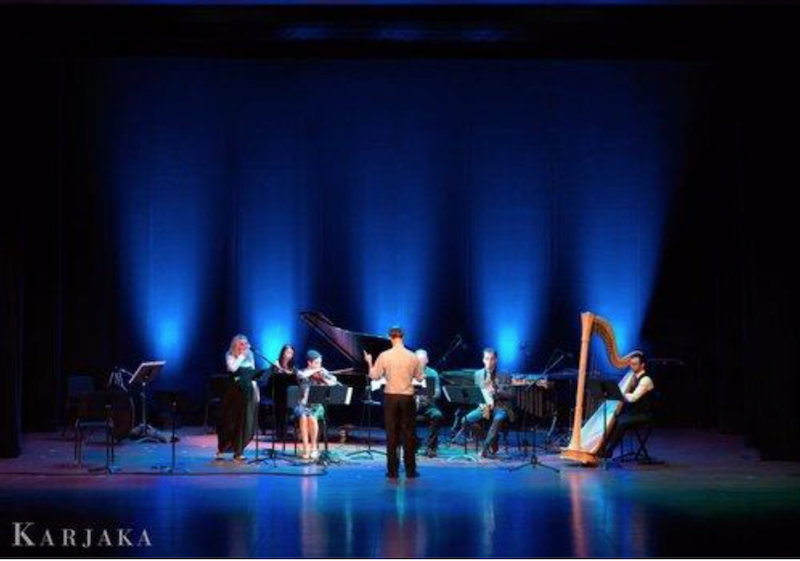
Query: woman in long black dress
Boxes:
[{"xmin": 216, "ymin": 334, "xmax": 262, "ymax": 462}]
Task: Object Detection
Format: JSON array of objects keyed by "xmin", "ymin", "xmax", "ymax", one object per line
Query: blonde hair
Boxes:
[{"xmin": 228, "ymin": 334, "xmax": 249, "ymax": 356}]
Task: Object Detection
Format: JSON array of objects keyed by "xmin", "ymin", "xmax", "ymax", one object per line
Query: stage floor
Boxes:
[{"xmin": 1, "ymin": 428, "xmax": 799, "ymax": 557}]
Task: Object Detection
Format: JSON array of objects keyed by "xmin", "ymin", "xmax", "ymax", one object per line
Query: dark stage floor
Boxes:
[{"xmin": 1, "ymin": 428, "xmax": 799, "ymax": 557}]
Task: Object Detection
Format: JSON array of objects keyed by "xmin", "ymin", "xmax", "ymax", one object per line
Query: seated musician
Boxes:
[
  {"xmin": 602, "ymin": 351, "xmax": 655, "ymax": 457},
  {"xmin": 295, "ymin": 350, "xmax": 338, "ymax": 461},
  {"xmin": 461, "ymin": 348, "xmax": 514, "ymax": 458},
  {"xmin": 414, "ymin": 349, "xmax": 444, "ymax": 458}
]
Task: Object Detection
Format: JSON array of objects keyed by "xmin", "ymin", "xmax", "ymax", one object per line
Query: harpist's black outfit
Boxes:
[
  {"xmin": 217, "ymin": 367, "xmax": 263, "ymax": 456},
  {"xmin": 603, "ymin": 374, "xmax": 654, "ymax": 457}
]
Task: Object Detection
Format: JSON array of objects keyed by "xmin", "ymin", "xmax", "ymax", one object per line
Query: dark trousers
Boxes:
[
  {"xmin": 603, "ymin": 412, "xmax": 651, "ymax": 457},
  {"xmin": 464, "ymin": 406, "xmax": 509, "ymax": 454},
  {"xmin": 384, "ymin": 394, "xmax": 417, "ymax": 476},
  {"xmin": 416, "ymin": 405, "xmax": 444, "ymax": 451}
]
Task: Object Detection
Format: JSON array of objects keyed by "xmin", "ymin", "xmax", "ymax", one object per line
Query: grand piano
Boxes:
[{"xmin": 300, "ymin": 311, "xmax": 392, "ymax": 391}]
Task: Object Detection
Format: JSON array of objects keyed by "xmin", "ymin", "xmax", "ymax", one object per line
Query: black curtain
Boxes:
[
  {"xmin": 0, "ymin": 195, "xmax": 24, "ymax": 458},
  {"xmin": 0, "ymin": 61, "xmax": 61, "ymax": 454},
  {"xmin": 738, "ymin": 61, "xmax": 800, "ymax": 459}
]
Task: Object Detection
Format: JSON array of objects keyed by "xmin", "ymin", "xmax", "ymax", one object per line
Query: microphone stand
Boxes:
[
  {"xmin": 249, "ymin": 348, "xmax": 282, "ymax": 467},
  {"xmin": 509, "ymin": 350, "xmax": 562, "ymax": 475},
  {"xmin": 540, "ymin": 350, "xmax": 572, "ymax": 448},
  {"xmin": 434, "ymin": 335, "xmax": 465, "ymax": 370}
]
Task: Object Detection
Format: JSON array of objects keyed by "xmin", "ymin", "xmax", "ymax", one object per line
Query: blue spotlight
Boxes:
[
  {"xmin": 109, "ymin": 64, "xmax": 226, "ymax": 373},
  {"xmin": 559, "ymin": 63, "xmax": 687, "ymax": 368},
  {"xmin": 348, "ymin": 118, "xmax": 436, "ymax": 341},
  {"xmin": 235, "ymin": 126, "xmax": 313, "ymax": 362},
  {"xmin": 469, "ymin": 111, "xmax": 550, "ymax": 371}
]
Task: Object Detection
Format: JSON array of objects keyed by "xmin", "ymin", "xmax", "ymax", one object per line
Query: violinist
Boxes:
[{"xmin": 295, "ymin": 350, "xmax": 338, "ymax": 460}]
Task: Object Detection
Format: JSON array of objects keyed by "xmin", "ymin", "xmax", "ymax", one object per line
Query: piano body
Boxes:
[{"xmin": 299, "ymin": 311, "xmax": 392, "ymax": 395}]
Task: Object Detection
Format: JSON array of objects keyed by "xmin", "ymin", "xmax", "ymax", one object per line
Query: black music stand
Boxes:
[
  {"xmin": 508, "ymin": 396, "xmax": 561, "ymax": 473},
  {"xmin": 588, "ymin": 378, "xmax": 624, "ymax": 470},
  {"xmin": 443, "ymin": 386, "xmax": 485, "ymax": 462},
  {"xmin": 152, "ymin": 391, "xmax": 190, "ymax": 474},
  {"xmin": 308, "ymin": 385, "xmax": 353, "ymax": 466},
  {"xmin": 244, "ymin": 369, "xmax": 284, "ymax": 467},
  {"xmin": 249, "ymin": 349, "xmax": 286, "ymax": 465},
  {"xmin": 347, "ymin": 382, "xmax": 386, "ymax": 460},
  {"xmin": 129, "ymin": 361, "xmax": 166, "ymax": 444}
]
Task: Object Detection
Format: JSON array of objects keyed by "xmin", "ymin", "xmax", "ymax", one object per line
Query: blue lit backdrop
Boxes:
[
  {"xmin": 108, "ymin": 64, "xmax": 227, "ymax": 374},
  {"xmin": 83, "ymin": 60, "xmax": 697, "ymax": 383}
]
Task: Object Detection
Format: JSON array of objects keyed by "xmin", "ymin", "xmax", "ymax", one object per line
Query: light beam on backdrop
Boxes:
[
  {"xmin": 235, "ymin": 113, "xmax": 312, "ymax": 361},
  {"xmin": 556, "ymin": 63, "xmax": 688, "ymax": 368},
  {"xmin": 111, "ymin": 72, "xmax": 223, "ymax": 371},
  {"xmin": 468, "ymin": 91, "xmax": 550, "ymax": 371},
  {"xmin": 349, "ymin": 101, "xmax": 436, "ymax": 343},
  {"xmin": 95, "ymin": 59, "xmax": 697, "ymax": 381}
]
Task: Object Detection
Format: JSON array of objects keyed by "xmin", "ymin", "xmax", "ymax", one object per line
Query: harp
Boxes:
[{"xmin": 560, "ymin": 312, "xmax": 640, "ymax": 466}]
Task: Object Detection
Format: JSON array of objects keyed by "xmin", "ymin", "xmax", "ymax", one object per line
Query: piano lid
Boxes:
[{"xmin": 300, "ymin": 311, "xmax": 392, "ymax": 369}]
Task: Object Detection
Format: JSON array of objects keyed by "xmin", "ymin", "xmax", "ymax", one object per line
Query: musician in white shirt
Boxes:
[
  {"xmin": 603, "ymin": 352, "xmax": 655, "ymax": 457},
  {"xmin": 217, "ymin": 334, "xmax": 262, "ymax": 462}
]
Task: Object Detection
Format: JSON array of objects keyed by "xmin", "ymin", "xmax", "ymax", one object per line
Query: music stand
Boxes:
[
  {"xmin": 236, "ymin": 368, "xmax": 275, "ymax": 466},
  {"xmin": 347, "ymin": 381, "xmax": 386, "ymax": 460},
  {"xmin": 152, "ymin": 391, "xmax": 190, "ymax": 474},
  {"xmin": 307, "ymin": 385, "xmax": 352, "ymax": 465},
  {"xmin": 249, "ymin": 349, "xmax": 286, "ymax": 465},
  {"xmin": 443, "ymin": 386, "xmax": 485, "ymax": 461},
  {"xmin": 250, "ymin": 374, "xmax": 280, "ymax": 467},
  {"xmin": 588, "ymin": 378, "xmax": 624, "ymax": 470},
  {"xmin": 508, "ymin": 391, "xmax": 561, "ymax": 473},
  {"xmin": 129, "ymin": 361, "xmax": 166, "ymax": 444}
]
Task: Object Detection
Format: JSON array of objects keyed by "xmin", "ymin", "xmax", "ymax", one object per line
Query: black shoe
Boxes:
[
  {"xmin": 406, "ymin": 471, "xmax": 420, "ymax": 479},
  {"xmin": 386, "ymin": 472, "xmax": 399, "ymax": 480}
]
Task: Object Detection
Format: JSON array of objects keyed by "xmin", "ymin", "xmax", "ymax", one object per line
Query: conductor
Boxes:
[{"xmin": 364, "ymin": 325, "xmax": 424, "ymax": 480}]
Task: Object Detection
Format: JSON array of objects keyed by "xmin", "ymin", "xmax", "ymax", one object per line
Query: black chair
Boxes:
[
  {"xmin": 74, "ymin": 391, "xmax": 115, "ymax": 470},
  {"xmin": 456, "ymin": 409, "xmax": 518, "ymax": 457},
  {"xmin": 204, "ymin": 375, "xmax": 229, "ymax": 433},
  {"xmin": 282, "ymin": 386, "xmax": 329, "ymax": 457},
  {"xmin": 618, "ymin": 422, "xmax": 656, "ymax": 464},
  {"xmin": 616, "ymin": 392, "xmax": 660, "ymax": 464},
  {"xmin": 63, "ymin": 375, "xmax": 95, "ymax": 437}
]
